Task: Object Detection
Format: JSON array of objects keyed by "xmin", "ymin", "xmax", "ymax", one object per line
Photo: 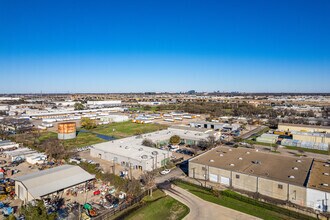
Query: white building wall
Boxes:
[
  {"xmin": 90, "ymin": 148, "xmax": 162, "ymax": 171},
  {"xmin": 306, "ymin": 188, "xmax": 329, "ymax": 212},
  {"xmin": 100, "ymin": 115, "xmax": 129, "ymax": 123},
  {"xmin": 15, "ymin": 181, "xmax": 35, "ymax": 203}
]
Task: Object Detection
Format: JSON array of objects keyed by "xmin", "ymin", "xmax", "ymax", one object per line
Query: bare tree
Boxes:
[
  {"xmin": 140, "ymin": 171, "xmax": 156, "ymax": 197},
  {"xmin": 142, "ymin": 139, "xmax": 156, "ymax": 148},
  {"xmin": 41, "ymin": 138, "xmax": 70, "ymax": 160},
  {"xmin": 126, "ymin": 178, "xmax": 142, "ymax": 197},
  {"xmin": 190, "ymin": 144, "xmax": 199, "ymax": 155}
]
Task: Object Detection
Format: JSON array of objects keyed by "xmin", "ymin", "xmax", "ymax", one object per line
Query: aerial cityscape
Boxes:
[{"xmin": 0, "ymin": 0, "xmax": 329, "ymax": 220}]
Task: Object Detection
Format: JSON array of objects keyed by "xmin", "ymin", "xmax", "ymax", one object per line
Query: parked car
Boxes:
[
  {"xmin": 69, "ymin": 158, "xmax": 80, "ymax": 164},
  {"xmin": 160, "ymin": 169, "xmax": 171, "ymax": 175}
]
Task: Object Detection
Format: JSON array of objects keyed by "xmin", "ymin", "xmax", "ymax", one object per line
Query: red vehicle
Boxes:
[{"xmin": 93, "ymin": 190, "xmax": 101, "ymax": 196}]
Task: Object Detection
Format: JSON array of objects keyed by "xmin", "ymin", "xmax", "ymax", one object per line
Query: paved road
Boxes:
[
  {"xmin": 155, "ymin": 167, "xmax": 185, "ymax": 184},
  {"xmin": 164, "ymin": 186, "xmax": 260, "ymax": 220},
  {"xmin": 239, "ymin": 125, "xmax": 267, "ymax": 139}
]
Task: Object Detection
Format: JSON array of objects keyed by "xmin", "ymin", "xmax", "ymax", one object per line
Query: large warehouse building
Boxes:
[
  {"xmin": 290, "ymin": 131, "xmax": 330, "ymax": 144},
  {"xmin": 14, "ymin": 165, "xmax": 95, "ymax": 203},
  {"xmin": 278, "ymin": 123, "xmax": 330, "ymax": 134},
  {"xmin": 91, "ymin": 126, "xmax": 219, "ymax": 171},
  {"xmin": 189, "ymin": 147, "xmax": 329, "ymax": 212}
]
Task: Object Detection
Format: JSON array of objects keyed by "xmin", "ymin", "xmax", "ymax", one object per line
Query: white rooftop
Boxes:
[{"xmin": 92, "ymin": 127, "xmax": 216, "ymax": 161}]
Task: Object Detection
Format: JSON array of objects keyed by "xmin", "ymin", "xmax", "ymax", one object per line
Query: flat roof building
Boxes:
[
  {"xmin": 278, "ymin": 123, "xmax": 330, "ymax": 134},
  {"xmin": 190, "ymin": 147, "xmax": 312, "ymax": 186},
  {"xmin": 189, "ymin": 147, "xmax": 329, "ymax": 212},
  {"xmin": 91, "ymin": 126, "xmax": 219, "ymax": 171},
  {"xmin": 306, "ymin": 160, "xmax": 330, "ymax": 212}
]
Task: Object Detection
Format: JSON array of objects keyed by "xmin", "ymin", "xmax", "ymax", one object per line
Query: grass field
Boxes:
[
  {"xmin": 11, "ymin": 121, "xmax": 168, "ymax": 149},
  {"xmin": 13, "ymin": 130, "xmax": 106, "ymax": 149},
  {"xmin": 125, "ymin": 190, "xmax": 189, "ymax": 220},
  {"xmin": 174, "ymin": 180, "xmax": 316, "ymax": 220},
  {"xmin": 90, "ymin": 121, "xmax": 168, "ymax": 139},
  {"xmin": 110, "ymin": 190, "xmax": 189, "ymax": 220},
  {"xmin": 37, "ymin": 131, "xmax": 106, "ymax": 149},
  {"xmin": 62, "ymin": 132, "xmax": 105, "ymax": 148}
]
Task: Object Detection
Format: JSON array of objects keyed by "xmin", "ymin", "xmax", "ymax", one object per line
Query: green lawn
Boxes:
[
  {"xmin": 110, "ymin": 190, "xmax": 189, "ymax": 220},
  {"xmin": 125, "ymin": 193, "xmax": 189, "ymax": 220},
  {"xmin": 62, "ymin": 132, "xmax": 105, "ymax": 148},
  {"xmin": 174, "ymin": 180, "xmax": 316, "ymax": 220},
  {"xmin": 11, "ymin": 131, "xmax": 106, "ymax": 149},
  {"xmin": 10, "ymin": 121, "xmax": 167, "ymax": 150},
  {"xmin": 38, "ymin": 131, "xmax": 106, "ymax": 149},
  {"xmin": 90, "ymin": 121, "xmax": 168, "ymax": 138},
  {"xmin": 38, "ymin": 131, "xmax": 57, "ymax": 142}
]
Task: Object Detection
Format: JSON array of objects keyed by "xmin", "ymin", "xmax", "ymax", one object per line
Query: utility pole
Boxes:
[
  {"xmin": 204, "ymin": 165, "xmax": 207, "ymax": 187},
  {"xmin": 129, "ymin": 163, "xmax": 133, "ymax": 180}
]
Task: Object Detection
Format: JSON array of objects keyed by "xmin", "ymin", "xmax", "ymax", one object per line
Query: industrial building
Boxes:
[
  {"xmin": 87, "ymin": 100, "xmax": 122, "ymax": 107},
  {"xmin": 290, "ymin": 131, "xmax": 330, "ymax": 144},
  {"xmin": 24, "ymin": 107, "xmax": 125, "ymax": 120},
  {"xmin": 281, "ymin": 139, "xmax": 329, "ymax": 151},
  {"xmin": 190, "ymin": 121, "xmax": 241, "ymax": 131},
  {"xmin": 307, "ymin": 160, "xmax": 330, "ymax": 212},
  {"xmin": 14, "ymin": 165, "xmax": 95, "ymax": 203},
  {"xmin": 3, "ymin": 147, "xmax": 47, "ymax": 164},
  {"xmin": 0, "ymin": 140, "xmax": 19, "ymax": 151},
  {"xmin": 256, "ymin": 133, "xmax": 279, "ymax": 144},
  {"xmin": 189, "ymin": 147, "xmax": 329, "ymax": 212},
  {"xmin": 278, "ymin": 123, "xmax": 330, "ymax": 134},
  {"xmin": 91, "ymin": 126, "xmax": 219, "ymax": 171},
  {"xmin": 99, "ymin": 114, "xmax": 129, "ymax": 123}
]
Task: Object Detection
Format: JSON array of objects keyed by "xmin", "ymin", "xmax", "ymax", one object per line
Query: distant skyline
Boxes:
[{"xmin": 0, "ymin": 0, "xmax": 329, "ymax": 93}]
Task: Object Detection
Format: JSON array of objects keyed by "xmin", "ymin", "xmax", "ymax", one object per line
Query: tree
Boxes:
[
  {"xmin": 20, "ymin": 200, "xmax": 57, "ymax": 220},
  {"xmin": 142, "ymin": 139, "xmax": 156, "ymax": 148},
  {"xmin": 206, "ymin": 135, "xmax": 217, "ymax": 149},
  {"xmin": 74, "ymin": 102, "xmax": 85, "ymax": 110},
  {"xmin": 41, "ymin": 138, "xmax": 70, "ymax": 160},
  {"xmin": 197, "ymin": 135, "xmax": 218, "ymax": 150},
  {"xmin": 0, "ymin": 126, "xmax": 8, "ymax": 140},
  {"xmin": 197, "ymin": 140, "xmax": 209, "ymax": 150},
  {"xmin": 140, "ymin": 171, "xmax": 156, "ymax": 197},
  {"xmin": 81, "ymin": 117, "xmax": 97, "ymax": 129},
  {"xmin": 190, "ymin": 144, "xmax": 200, "ymax": 155},
  {"xmin": 169, "ymin": 135, "xmax": 181, "ymax": 145},
  {"xmin": 126, "ymin": 178, "xmax": 142, "ymax": 197}
]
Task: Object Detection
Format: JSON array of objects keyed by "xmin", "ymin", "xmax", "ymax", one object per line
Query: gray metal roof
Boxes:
[{"xmin": 14, "ymin": 165, "xmax": 95, "ymax": 198}]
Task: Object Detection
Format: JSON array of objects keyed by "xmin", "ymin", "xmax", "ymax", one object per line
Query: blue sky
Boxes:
[{"xmin": 0, "ymin": 0, "xmax": 329, "ymax": 93}]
